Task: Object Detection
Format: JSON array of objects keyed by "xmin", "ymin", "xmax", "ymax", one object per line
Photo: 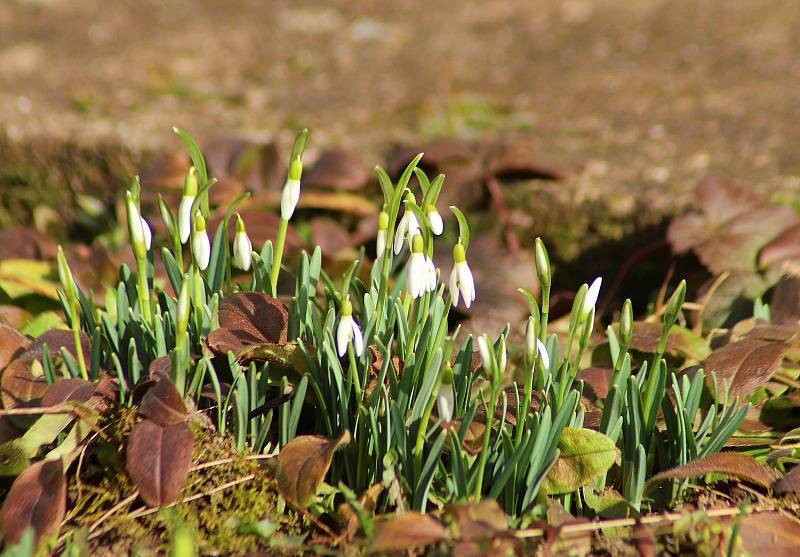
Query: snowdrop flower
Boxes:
[
  {"xmin": 376, "ymin": 210, "xmax": 388, "ymax": 259},
  {"xmin": 427, "ymin": 205, "xmax": 443, "ymax": 236},
  {"xmin": 535, "ymin": 338, "xmax": 550, "ymax": 369},
  {"xmin": 232, "ymin": 213, "xmax": 252, "ymax": 271},
  {"xmin": 178, "ymin": 167, "xmax": 198, "ymax": 244},
  {"xmin": 406, "ymin": 234, "xmax": 428, "ymax": 298},
  {"xmin": 425, "ymin": 256, "xmax": 437, "ymax": 293},
  {"xmin": 582, "ymin": 277, "xmax": 602, "ymax": 319},
  {"xmin": 336, "ymin": 298, "xmax": 364, "ymax": 357},
  {"xmin": 524, "ymin": 316, "xmax": 550, "ymax": 368},
  {"xmin": 477, "ymin": 335, "xmax": 492, "ymax": 372},
  {"xmin": 393, "ymin": 195, "xmax": 419, "ymax": 255},
  {"xmin": 140, "ymin": 217, "xmax": 152, "ymax": 251},
  {"xmin": 192, "ymin": 211, "xmax": 211, "ymax": 270},
  {"xmin": 437, "ymin": 367, "xmax": 455, "ymax": 423},
  {"xmin": 125, "ymin": 191, "xmax": 148, "ymax": 260},
  {"xmin": 280, "ymin": 159, "xmax": 303, "ymax": 221},
  {"xmin": 449, "ymin": 242, "xmax": 475, "ymax": 309}
]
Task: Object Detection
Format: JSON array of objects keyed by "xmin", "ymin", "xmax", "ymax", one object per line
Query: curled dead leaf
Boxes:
[
  {"xmin": 704, "ymin": 338, "xmax": 788, "ymax": 397},
  {"xmin": 206, "ymin": 292, "xmax": 288, "ymax": 356},
  {"xmin": 0, "ymin": 458, "xmax": 66, "ymax": 546},
  {"xmin": 647, "ymin": 452, "xmax": 779, "ymax": 489},
  {"xmin": 369, "ymin": 512, "xmax": 448, "ymax": 553},
  {"xmin": 275, "ymin": 430, "xmax": 350, "ymax": 508}
]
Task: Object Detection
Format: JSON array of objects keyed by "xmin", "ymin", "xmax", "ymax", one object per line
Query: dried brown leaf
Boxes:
[
  {"xmin": 704, "ymin": 338, "xmax": 788, "ymax": 397},
  {"xmin": 0, "ymin": 458, "xmax": 66, "ymax": 546},
  {"xmin": 18, "ymin": 328, "xmax": 91, "ymax": 366},
  {"xmin": 628, "ymin": 321, "xmax": 711, "ymax": 361},
  {"xmin": 772, "ymin": 465, "xmax": 800, "ymax": 495},
  {"xmin": 275, "ymin": 430, "xmax": 350, "ymax": 508},
  {"xmin": 647, "ymin": 452, "xmax": 779, "ymax": 489},
  {"xmin": 759, "ymin": 223, "xmax": 800, "ymax": 270},
  {"xmin": 207, "ymin": 292, "xmax": 288, "ymax": 356},
  {"xmin": 138, "ymin": 376, "xmax": 187, "ymax": 426},
  {"xmin": 303, "ymin": 149, "xmax": 369, "ymax": 191},
  {"xmin": 739, "ymin": 512, "xmax": 800, "ymax": 556},
  {"xmin": 369, "ymin": 512, "xmax": 448, "ymax": 553},
  {"xmin": 668, "ymin": 176, "xmax": 799, "ymax": 274},
  {"xmin": 1, "ymin": 360, "xmax": 47, "ymax": 410},
  {"xmin": 126, "ymin": 420, "xmax": 194, "ymax": 507},
  {"xmin": 41, "ymin": 378, "xmax": 96, "ymax": 407},
  {"xmin": 447, "ymin": 499, "xmax": 508, "ymax": 541},
  {"xmin": 0, "ymin": 322, "xmax": 30, "ymax": 371}
]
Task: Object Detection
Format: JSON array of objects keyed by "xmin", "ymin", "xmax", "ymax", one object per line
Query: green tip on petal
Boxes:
[
  {"xmin": 194, "ymin": 212, "xmax": 206, "ymax": 232},
  {"xmin": 440, "ymin": 366, "xmax": 454, "ymax": 385},
  {"xmin": 453, "ymin": 242, "xmax": 466, "ymax": 263},
  {"xmin": 411, "ymin": 234, "xmax": 424, "ymax": 254},
  {"xmin": 235, "ymin": 213, "xmax": 246, "ymax": 233}
]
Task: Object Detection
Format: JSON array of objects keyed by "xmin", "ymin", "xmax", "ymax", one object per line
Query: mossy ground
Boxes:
[{"xmin": 57, "ymin": 408, "xmax": 301, "ymax": 556}]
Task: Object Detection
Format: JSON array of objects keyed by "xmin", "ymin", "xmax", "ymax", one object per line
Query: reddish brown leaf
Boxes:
[
  {"xmin": 772, "ymin": 465, "xmax": 800, "ymax": 495},
  {"xmin": 739, "ymin": 512, "xmax": 800, "ymax": 556},
  {"xmin": 668, "ymin": 176, "xmax": 799, "ymax": 274},
  {"xmin": 138, "ymin": 376, "xmax": 187, "ymax": 426},
  {"xmin": 0, "ymin": 227, "xmax": 57, "ymax": 261},
  {"xmin": 0, "ymin": 458, "xmax": 66, "ymax": 546},
  {"xmin": 1, "ymin": 360, "xmax": 47, "ymax": 410},
  {"xmin": 759, "ymin": 224, "xmax": 800, "ymax": 270},
  {"xmin": 628, "ymin": 321, "xmax": 711, "ymax": 361},
  {"xmin": 769, "ymin": 275, "xmax": 800, "ymax": 325},
  {"xmin": 0, "ymin": 305, "xmax": 33, "ymax": 331},
  {"xmin": 369, "ymin": 512, "xmax": 448, "ymax": 553},
  {"xmin": 0, "ymin": 322, "xmax": 30, "ymax": 371},
  {"xmin": 310, "ymin": 218, "xmax": 353, "ymax": 256},
  {"xmin": 704, "ymin": 338, "xmax": 788, "ymax": 397},
  {"xmin": 303, "ymin": 149, "xmax": 369, "ymax": 191},
  {"xmin": 41, "ymin": 378, "xmax": 96, "ymax": 407},
  {"xmin": 18, "ymin": 328, "xmax": 91, "ymax": 366},
  {"xmin": 647, "ymin": 452, "xmax": 779, "ymax": 489},
  {"xmin": 447, "ymin": 500, "xmax": 508, "ymax": 541},
  {"xmin": 207, "ymin": 292, "xmax": 289, "ymax": 357},
  {"xmin": 275, "ymin": 430, "xmax": 350, "ymax": 508},
  {"xmin": 148, "ymin": 354, "xmax": 173, "ymax": 378},
  {"xmin": 576, "ymin": 367, "xmax": 613, "ymax": 403},
  {"xmin": 126, "ymin": 420, "xmax": 194, "ymax": 507}
]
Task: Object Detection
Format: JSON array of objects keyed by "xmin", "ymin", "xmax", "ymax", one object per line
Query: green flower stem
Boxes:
[
  {"xmin": 270, "ymin": 217, "xmax": 289, "ymax": 296},
  {"xmin": 473, "ymin": 387, "xmax": 500, "ymax": 498},
  {"xmin": 135, "ymin": 256, "xmax": 153, "ymax": 327},
  {"xmin": 69, "ymin": 299, "xmax": 88, "ymax": 380},
  {"xmin": 538, "ymin": 283, "xmax": 550, "ymax": 344},
  {"xmin": 412, "ymin": 378, "xmax": 440, "ymax": 484}
]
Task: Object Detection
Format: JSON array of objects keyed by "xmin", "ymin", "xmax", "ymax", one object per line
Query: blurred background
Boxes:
[{"xmin": 1, "ymin": 0, "xmax": 800, "ymax": 332}]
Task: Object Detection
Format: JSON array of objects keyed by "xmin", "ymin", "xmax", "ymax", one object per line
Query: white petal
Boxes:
[
  {"xmin": 449, "ymin": 266, "xmax": 460, "ymax": 307},
  {"xmin": 178, "ymin": 196, "xmax": 195, "ymax": 243},
  {"xmin": 233, "ymin": 231, "xmax": 252, "ymax": 271},
  {"xmin": 376, "ymin": 230, "xmax": 386, "ymax": 259},
  {"xmin": 192, "ymin": 231, "xmax": 211, "ymax": 270},
  {"xmin": 583, "ymin": 277, "xmax": 602, "ymax": 315},
  {"xmin": 425, "ymin": 257, "xmax": 437, "ymax": 292},
  {"xmin": 408, "ymin": 253, "xmax": 426, "ymax": 298},
  {"xmin": 393, "ymin": 213, "xmax": 408, "ymax": 255},
  {"xmin": 428, "ymin": 210, "xmax": 444, "ymax": 235},
  {"xmin": 140, "ymin": 217, "xmax": 152, "ymax": 251},
  {"xmin": 437, "ymin": 383, "xmax": 455, "ymax": 423},
  {"xmin": 457, "ymin": 262, "xmax": 475, "ymax": 308},
  {"xmin": 336, "ymin": 316, "xmax": 351, "ymax": 357},
  {"xmin": 536, "ymin": 338, "xmax": 550, "ymax": 370},
  {"xmin": 280, "ymin": 178, "xmax": 301, "ymax": 220},
  {"xmin": 350, "ymin": 320, "xmax": 364, "ymax": 357},
  {"xmin": 477, "ymin": 336, "xmax": 492, "ymax": 372}
]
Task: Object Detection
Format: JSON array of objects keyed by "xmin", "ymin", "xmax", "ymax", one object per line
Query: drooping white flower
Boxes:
[
  {"xmin": 280, "ymin": 159, "xmax": 303, "ymax": 220},
  {"xmin": 393, "ymin": 195, "xmax": 420, "ymax": 255},
  {"xmin": 406, "ymin": 234, "xmax": 428, "ymax": 298},
  {"xmin": 336, "ymin": 298, "xmax": 364, "ymax": 357},
  {"xmin": 232, "ymin": 214, "xmax": 252, "ymax": 271},
  {"xmin": 140, "ymin": 217, "xmax": 152, "ymax": 251},
  {"xmin": 178, "ymin": 167, "xmax": 198, "ymax": 244},
  {"xmin": 376, "ymin": 210, "xmax": 388, "ymax": 259},
  {"xmin": 192, "ymin": 211, "xmax": 211, "ymax": 270},
  {"xmin": 449, "ymin": 242, "xmax": 475, "ymax": 308},
  {"xmin": 437, "ymin": 367, "xmax": 455, "ymax": 423},
  {"xmin": 427, "ymin": 205, "xmax": 444, "ymax": 236},
  {"xmin": 425, "ymin": 256, "xmax": 437, "ymax": 293},
  {"xmin": 583, "ymin": 277, "xmax": 602, "ymax": 318}
]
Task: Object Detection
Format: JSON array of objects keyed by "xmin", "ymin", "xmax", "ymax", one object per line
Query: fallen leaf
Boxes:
[
  {"xmin": 41, "ymin": 378, "xmax": 96, "ymax": 407},
  {"xmin": 303, "ymin": 149, "xmax": 369, "ymax": 191},
  {"xmin": 668, "ymin": 176, "xmax": 799, "ymax": 274},
  {"xmin": 772, "ymin": 465, "xmax": 800, "ymax": 495},
  {"xmin": 759, "ymin": 223, "xmax": 800, "ymax": 270},
  {"xmin": 704, "ymin": 338, "xmax": 788, "ymax": 397},
  {"xmin": 739, "ymin": 512, "xmax": 800, "ymax": 556},
  {"xmin": 369, "ymin": 512, "xmax": 448, "ymax": 553},
  {"xmin": 447, "ymin": 499, "xmax": 508, "ymax": 540},
  {"xmin": 576, "ymin": 367, "xmax": 613, "ymax": 403},
  {"xmin": 543, "ymin": 428, "xmax": 616, "ymax": 494},
  {"xmin": 628, "ymin": 321, "xmax": 711, "ymax": 361},
  {"xmin": 1, "ymin": 360, "xmax": 48, "ymax": 411},
  {"xmin": 138, "ymin": 376, "xmax": 187, "ymax": 426},
  {"xmin": 18, "ymin": 328, "xmax": 92, "ymax": 367},
  {"xmin": 0, "ymin": 322, "xmax": 30, "ymax": 371},
  {"xmin": 126, "ymin": 420, "xmax": 194, "ymax": 507},
  {"xmin": 275, "ymin": 430, "xmax": 350, "ymax": 508},
  {"xmin": 0, "ymin": 458, "xmax": 66, "ymax": 546},
  {"xmin": 206, "ymin": 292, "xmax": 288, "ymax": 356},
  {"xmin": 770, "ymin": 275, "xmax": 800, "ymax": 325},
  {"xmin": 0, "ymin": 227, "xmax": 57, "ymax": 261},
  {"xmin": 0, "ymin": 259, "xmax": 60, "ymax": 299},
  {"xmin": 646, "ymin": 452, "xmax": 779, "ymax": 489},
  {"xmin": 310, "ymin": 218, "xmax": 353, "ymax": 256}
]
